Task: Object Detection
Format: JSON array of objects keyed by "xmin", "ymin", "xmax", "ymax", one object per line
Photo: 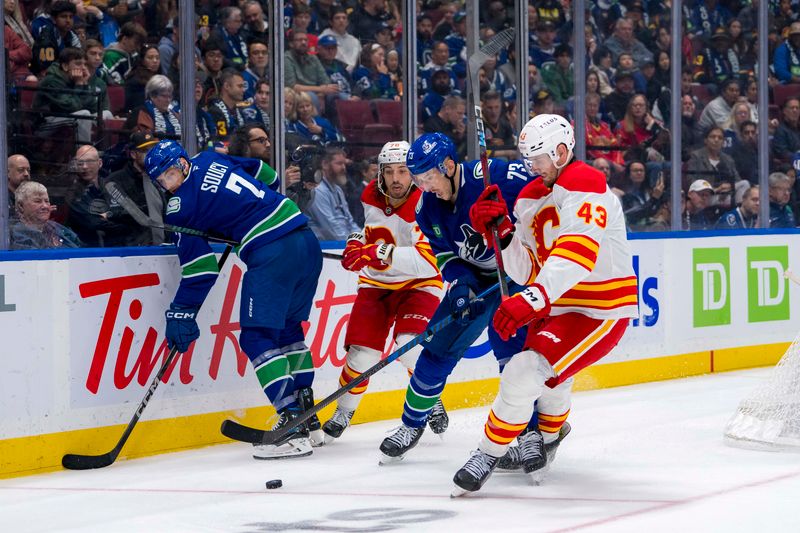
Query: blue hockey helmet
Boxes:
[
  {"xmin": 406, "ymin": 133, "xmax": 457, "ymax": 177},
  {"xmin": 143, "ymin": 140, "xmax": 189, "ymax": 183}
]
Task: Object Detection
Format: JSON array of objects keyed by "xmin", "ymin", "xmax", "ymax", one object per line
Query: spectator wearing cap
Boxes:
[
  {"xmin": 241, "ymin": 1, "xmax": 268, "ymax": 44},
  {"xmin": 444, "ymin": 11, "xmax": 468, "ymax": 79},
  {"xmin": 376, "ymin": 21, "xmax": 397, "ymax": 54},
  {"xmin": 617, "ymin": 52, "xmax": 647, "ymax": 95},
  {"xmin": 687, "ymin": 127, "xmax": 741, "ymax": 201},
  {"xmin": 773, "ymin": 97, "xmax": 800, "ymax": 168},
  {"xmin": 320, "ymin": 7, "xmax": 361, "ymax": 73},
  {"xmin": 698, "ymin": 78, "xmax": 741, "ymax": 132},
  {"xmin": 423, "ymin": 95, "xmax": 467, "ymax": 159},
  {"xmin": 317, "ymin": 35, "xmax": 355, "ymax": 101},
  {"xmin": 419, "ymin": 41, "xmax": 458, "ymax": 96},
  {"xmin": 106, "ymin": 132, "xmax": 166, "ymax": 245},
  {"xmin": 605, "ymin": 18, "xmax": 654, "ymax": 69},
  {"xmin": 604, "ymin": 69, "xmax": 636, "ymax": 125},
  {"xmin": 126, "ymin": 74, "xmax": 181, "ymax": 140},
  {"xmin": 541, "ymin": 43, "xmax": 575, "ymax": 104},
  {"xmin": 210, "ymin": 6, "xmax": 248, "ymax": 69},
  {"xmin": 349, "ymin": 0, "xmax": 389, "ymax": 43},
  {"xmin": 31, "ymin": 1, "xmax": 82, "ymax": 76},
  {"xmin": 10, "ymin": 181, "xmax": 81, "ymax": 250},
  {"xmin": 715, "ymin": 185, "xmax": 759, "ymax": 229},
  {"xmin": 535, "ymin": 0, "xmax": 567, "ymax": 29},
  {"xmin": 207, "ymin": 68, "xmax": 248, "ymax": 142},
  {"xmin": 768, "ymin": 172, "xmax": 797, "ymax": 228},
  {"xmin": 353, "ymin": 43, "xmax": 399, "ymax": 100},
  {"xmin": 691, "ymin": 0, "xmax": 733, "ymax": 40},
  {"xmin": 530, "ymin": 20, "xmax": 559, "ymax": 67},
  {"xmin": 102, "ymin": 22, "xmax": 147, "ymax": 85},
  {"xmin": 416, "ymin": 14, "xmax": 436, "ymax": 64},
  {"xmin": 532, "ymin": 88, "xmax": 555, "ymax": 117},
  {"xmin": 284, "ymin": 30, "xmax": 339, "ymax": 107},
  {"xmin": 686, "ymin": 179, "xmax": 718, "ymax": 229},
  {"xmin": 421, "ymin": 69, "xmax": 458, "ymax": 122},
  {"xmin": 773, "ymin": 22, "xmax": 800, "ymax": 84},
  {"xmin": 243, "ymin": 38, "xmax": 270, "ymax": 101},
  {"xmin": 693, "ymin": 28, "xmax": 736, "ymax": 85}
]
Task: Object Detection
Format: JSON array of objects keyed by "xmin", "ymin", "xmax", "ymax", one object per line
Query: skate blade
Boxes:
[
  {"xmin": 322, "ymin": 432, "xmax": 337, "ymax": 445},
  {"xmin": 309, "ymin": 429, "xmax": 326, "ymax": 447},
  {"xmin": 528, "ymin": 464, "xmax": 551, "ymax": 485},
  {"xmin": 253, "ymin": 440, "xmax": 313, "ymax": 460},
  {"xmin": 253, "ymin": 448, "xmax": 312, "ymax": 460},
  {"xmin": 450, "ymin": 484, "xmax": 471, "ymax": 498},
  {"xmin": 378, "ymin": 452, "xmax": 404, "ymax": 465}
]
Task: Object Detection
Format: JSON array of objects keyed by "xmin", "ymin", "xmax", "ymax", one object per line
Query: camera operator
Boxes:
[{"xmin": 284, "ymin": 144, "xmax": 324, "ymax": 214}]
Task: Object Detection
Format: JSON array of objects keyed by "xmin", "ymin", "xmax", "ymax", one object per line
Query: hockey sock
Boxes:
[
  {"xmin": 539, "ymin": 410, "xmax": 569, "ymax": 444},
  {"xmin": 252, "ymin": 349, "xmax": 297, "ymax": 411},
  {"xmin": 284, "ymin": 342, "xmax": 314, "ymax": 389},
  {"xmin": 401, "ymin": 373, "xmax": 445, "ymax": 428},
  {"xmin": 337, "ymin": 363, "xmax": 368, "ymax": 412},
  {"xmin": 480, "ymin": 408, "xmax": 528, "ymax": 457}
]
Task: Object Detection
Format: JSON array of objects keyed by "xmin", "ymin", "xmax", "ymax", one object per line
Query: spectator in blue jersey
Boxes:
[
  {"xmin": 353, "ymin": 43, "xmax": 399, "ymax": 100},
  {"xmin": 774, "ymin": 22, "xmax": 800, "ymax": 84},
  {"xmin": 416, "ymin": 14, "xmax": 435, "ymax": 64},
  {"xmin": 421, "ymin": 69, "xmax": 458, "ymax": 122},
  {"xmin": 242, "ymin": 39, "xmax": 270, "ymax": 101},
  {"xmin": 692, "ymin": 28, "xmax": 736, "ymax": 85},
  {"xmin": 716, "ymin": 185, "xmax": 760, "ymax": 229},
  {"xmin": 10, "ymin": 181, "xmax": 81, "ymax": 250},
  {"xmin": 306, "ymin": 146, "xmax": 360, "ymax": 241},
  {"xmin": 530, "ymin": 20, "xmax": 558, "ymax": 67},
  {"xmin": 143, "ymin": 139, "xmax": 323, "ymax": 459},
  {"xmin": 480, "ymin": 54, "xmax": 517, "ymax": 104},
  {"xmin": 444, "ymin": 11, "xmax": 467, "ymax": 79},
  {"xmin": 207, "ymin": 68, "xmax": 248, "ymax": 142},
  {"xmin": 768, "ymin": 172, "xmax": 797, "ymax": 228},
  {"xmin": 419, "ymin": 41, "xmax": 457, "ymax": 96},
  {"xmin": 31, "ymin": 1, "xmax": 81, "ymax": 76},
  {"xmin": 210, "ymin": 6, "xmax": 248, "ymax": 69},
  {"xmin": 691, "ymin": 0, "xmax": 734, "ymax": 40},
  {"xmin": 290, "ymin": 91, "xmax": 345, "ymax": 146},
  {"xmin": 721, "ymin": 102, "xmax": 755, "ymax": 152},
  {"xmin": 241, "ymin": 79, "xmax": 271, "ymax": 132},
  {"xmin": 317, "ymin": 35, "xmax": 354, "ymax": 101},
  {"xmin": 376, "ymin": 132, "xmax": 534, "ymax": 464}
]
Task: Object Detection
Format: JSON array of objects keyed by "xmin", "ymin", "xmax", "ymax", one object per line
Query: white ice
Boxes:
[{"xmin": 2, "ymin": 368, "xmax": 800, "ymax": 533}]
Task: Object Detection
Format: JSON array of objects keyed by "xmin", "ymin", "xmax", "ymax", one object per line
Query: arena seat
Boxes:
[{"xmin": 773, "ymin": 84, "xmax": 800, "ymax": 109}]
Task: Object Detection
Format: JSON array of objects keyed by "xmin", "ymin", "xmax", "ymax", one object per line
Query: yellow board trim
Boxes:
[{"xmin": 0, "ymin": 342, "xmax": 788, "ymax": 479}]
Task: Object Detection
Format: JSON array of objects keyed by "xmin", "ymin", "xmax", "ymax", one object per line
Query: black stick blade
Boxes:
[
  {"xmin": 221, "ymin": 420, "xmax": 266, "ymax": 443},
  {"xmin": 62, "ymin": 451, "xmax": 117, "ymax": 470}
]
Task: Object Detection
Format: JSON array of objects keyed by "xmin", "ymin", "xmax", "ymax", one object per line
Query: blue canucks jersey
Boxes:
[
  {"xmin": 167, "ymin": 151, "xmax": 307, "ymax": 306},
  {"xmin": 415, "ymin": 159, "xmax": 533, "ymax": 284}
]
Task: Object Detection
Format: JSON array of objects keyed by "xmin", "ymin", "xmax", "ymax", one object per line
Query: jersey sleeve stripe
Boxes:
[
  {"xmin": 415, "ymin": 242, "xmax": 439, "ymax": 270},
  {"xmin": 180, "ymin": 253, "xmax": 219, "ymax": 278},
  {"xmin": 238, "ymin": 198, "xmax": 303, "ymax": 252},
  {"xmin": 436, "ymin": 251, "xmax": 456, "ymax": 270},
  {"xmin": 525, "ymin": 247, "xmax": 539, "ymax": 285},
  {"xmin": 357, "ymin": 277, "xmax": 443, "ymax": 291},
  {"xmin": 554, "ymin": 295, "xmax": 638, "ymax": 309},
  {"xmin": 255, "ymin": 161, "xmax": 278, "ymax": 186},
  {"xmin": 550, "ymin": 247, "xmax": 596, "ymax": 271},
  {"xmin": 557, "ymin": 234, "xmax": 599, "ymax": 253}
]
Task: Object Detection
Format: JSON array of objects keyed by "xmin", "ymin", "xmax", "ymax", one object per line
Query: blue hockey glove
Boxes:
[
  {"xmin": 165, "ymin": 304, "xmax": 201, "ymax": 352},
  {"xmin": 448, "ymin": 278, "xmax": 486, "ymax": 325}
]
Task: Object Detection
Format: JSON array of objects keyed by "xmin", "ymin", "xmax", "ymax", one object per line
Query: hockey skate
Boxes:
[
  {"xmin": 451, "ymin": 450, "xmax": 499, "ymax": 497},
  {"xmin": 295, "ymin": 387, "xmax": 325, "ymax": 447},
  {"xmin": 252, "ymin": 408, "xmax": 313, "ymax": 460},
  {"xmin": 321, "ymin": 407, "xmax": 354, "ymax": 443},
  {"xmin": 529, "ymin": 422, "xmax": 572, "ymax": 485},
  {"xmin": 427, "ymin": 398, "xmax": 449, "ymax": 436},
  {"xmin": 378, "ymin": 424, "xmax": 424, "ymax": 464},
  {"xmin": 496, "ymin": 428, "xmax": 546, "ymax": 473}
]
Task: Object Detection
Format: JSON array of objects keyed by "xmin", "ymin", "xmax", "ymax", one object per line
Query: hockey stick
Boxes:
[
  {"xmin": 62, "ymin": 246, "xmax": 233, "ymax": 470},
  {"xmin": 466, "ymin": 28, "xmax": 515, "ymax": 299},
  {"xmin": 104, "ymin": 182, "xmax": 342, "ymax": 260},
  {"xmin": 220, "ymin": 279, "xmax": 506, "ymax": 445}
]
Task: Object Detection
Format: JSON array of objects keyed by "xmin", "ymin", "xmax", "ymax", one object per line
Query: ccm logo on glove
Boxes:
[{"xmin": 166, "ymin": 310, "xmax": 196, "ymax": 319}]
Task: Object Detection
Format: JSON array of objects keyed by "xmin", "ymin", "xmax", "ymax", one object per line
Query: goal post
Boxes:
[{"xmin": 723, "ymin": 271, "xmax": 800, "ymax": 451}]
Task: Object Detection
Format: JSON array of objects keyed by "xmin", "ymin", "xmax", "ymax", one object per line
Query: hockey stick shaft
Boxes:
[
  {"xmin": 221, "ymin": 280, "xmax": 505, "ymax": 445},
  {"xmin": 62, "ymin": 246, "xmax": 233, "ymax": 470}
]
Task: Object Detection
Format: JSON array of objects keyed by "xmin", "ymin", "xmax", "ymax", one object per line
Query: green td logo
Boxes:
[
  {"xmin": 747, "ymin": 246, "xmax": 789, "ymax": 322},
  {"xmin": 693, "ymin": 248, "xmax": 730, "ymax": 327}
]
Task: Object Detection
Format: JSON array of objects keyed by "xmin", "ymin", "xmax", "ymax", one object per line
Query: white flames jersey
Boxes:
[
  {"xmin": 503, "ymin": 160, "xmax": 638, "ymax": 319},
  {"xmin": 357, "ymin": 180, "xmax": 443, "ymax": 295}
]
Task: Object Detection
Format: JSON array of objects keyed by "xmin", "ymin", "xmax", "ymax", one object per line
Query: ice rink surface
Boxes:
[{"xmin": 2, "ymin": 367, "xmax": 799, "ymax": 533}]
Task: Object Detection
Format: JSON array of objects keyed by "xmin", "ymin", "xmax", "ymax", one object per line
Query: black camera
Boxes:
[{"xmin": 291, "ymin": 145, "xmax": 324, "ymax": 185}]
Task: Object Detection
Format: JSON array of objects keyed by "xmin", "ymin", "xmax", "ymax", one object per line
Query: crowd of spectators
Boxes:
[{"xmin": 4, "ymin": 0, "xmax": 800, "ymax": 250}]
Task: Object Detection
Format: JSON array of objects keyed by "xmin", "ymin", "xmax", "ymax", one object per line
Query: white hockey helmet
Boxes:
[
  {"xmin": 518, "ymin": 114, "xmax": 575, "ymax": 172},
  {"xmin": 377, "ymin": 140, "xmax": 412, "ymax": 197}
]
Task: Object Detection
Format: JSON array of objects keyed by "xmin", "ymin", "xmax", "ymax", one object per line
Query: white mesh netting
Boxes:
[{"xmin": 724, "ymin": 331, "xmax": 800, "ymax": 451}]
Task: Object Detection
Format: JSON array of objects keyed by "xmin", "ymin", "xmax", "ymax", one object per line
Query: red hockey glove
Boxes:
[
  {"xmin": 352, "ymin": 242, "xmax": 395, "ymax": 270},
  {"xmin": 341, "ymin": 232, "xmax": 366, "ymax": 271},
  {"xmin": 493, "ymin": 284, "xmax": 551, "ymax": 341},
  {"xmin": 469, "ymin": 184, "xmax": 514, "ymax": 248}
]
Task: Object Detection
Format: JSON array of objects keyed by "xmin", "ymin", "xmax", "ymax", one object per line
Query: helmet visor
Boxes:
[
  {"xmin": 411, "ymin": 167, "xmax": 442, "ymax": 192},
  {"xmin": 524, "ymin": 153, "xmax": 553, "ymax": 176}
]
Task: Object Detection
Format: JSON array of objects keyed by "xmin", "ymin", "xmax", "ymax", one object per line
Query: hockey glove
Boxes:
[
  {"xmin": 341, "ymin": 232, "xmax": 366, "ymax": 271},
  {"xmin": 493, "ymin": 284, "xmax": 551, "ymax": 341},
  {"xmin": 448, "ymin": 277, "xmax": 487, "ymax": 325},
  {"xmin": 165, "ymin": 303, "xmax": 201, "ymax": 353},
  {"xmin": 469, "ymin": 185, "xmax": 514, "ymax": 248},
  {"xmin": 355, "ymin": 242, "xmax": 395, "ymax": 270}
]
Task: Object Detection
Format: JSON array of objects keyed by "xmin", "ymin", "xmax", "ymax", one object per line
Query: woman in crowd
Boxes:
[
  {"xmin": 125, "ymin": 44, "xmax": 162, "ymax": 111},
  {"xmin": 620, "ymin": 160, "xmax": 667, "ymax": 230},
  {"xmin": 352, "ymin": 43, "xmax": 399, "ymax": 100},
  {"xmin": 721, "ymin": 101, "xmax": 755, "ymax": 151},
  {"xmin": 11, "ymin": 181, "xmax": 81, "ymax": 250},
  {"xmin": 647, "ymin": 50, "xmax": 671, "ymax": 104},
  {"xmin": 289, "ymin": 90, "xmax": 345, "ymax": 146},
  {"xmin": 615, "ymin": 93, "xmax": 669, "ymax": 157},
  {"xmin": 126, "ymin": 74, "xmax": 182, "ymax": 139},
  {"xmin": 589, "ymin": 45, "xmax": 615, "ymax": 97},
  {"xmin": 566, "ymin": 70, "xmax": 608, "ymax": 122}
]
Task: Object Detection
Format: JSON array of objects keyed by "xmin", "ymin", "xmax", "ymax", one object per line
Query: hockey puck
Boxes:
[{"xmin": 265, "ymin": 479, "xmax": 283, "ymax": 489}]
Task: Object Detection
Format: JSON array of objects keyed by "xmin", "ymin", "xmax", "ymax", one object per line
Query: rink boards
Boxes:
[{"xmin": 1, "ymin": 229, "xmax": 798, "ymax": 478}]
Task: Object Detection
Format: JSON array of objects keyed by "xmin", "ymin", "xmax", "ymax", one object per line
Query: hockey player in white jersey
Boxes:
[
  {"xmin": 322, "ymin": 141, "xmax": 446, "ymax": 442},
  {"xmin": 452, "ymin": 114, "xmax": 638, "ymax": 494}
]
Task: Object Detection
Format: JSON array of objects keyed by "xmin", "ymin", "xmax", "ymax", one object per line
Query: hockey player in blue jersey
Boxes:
[
  {"xmin": 378, "ymin": 132, "xmax": 540, "ymax": 465},
  {"xmin": 143, "ymin": 140, "xmax": 323, "ymax": 460}
]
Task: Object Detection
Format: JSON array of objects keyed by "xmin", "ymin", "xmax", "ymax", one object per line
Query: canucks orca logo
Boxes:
[{"xmin": 456, "ymin": 224, "xmax": 495, "ymax": 267}]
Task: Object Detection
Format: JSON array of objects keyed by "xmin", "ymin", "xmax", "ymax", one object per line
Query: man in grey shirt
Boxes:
[
  {"xmin": 284, "ymin": 31, "xmax": 339, "ymax": 105},
  {"xmin": 306, "ymin": 147, "xmax": 359, "ymax": 241},
  {"xmin": 604, "ymin": 18, "xmax": 653, "ymax": 69}
]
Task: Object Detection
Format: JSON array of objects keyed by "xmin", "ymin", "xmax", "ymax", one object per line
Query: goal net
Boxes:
[{"xmin": 724, "ymin": 331, "xmax": 800, "ymax": 451}]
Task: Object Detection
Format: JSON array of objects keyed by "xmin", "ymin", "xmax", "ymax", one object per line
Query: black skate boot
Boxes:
[
  {"xmin": 451, "ymin": 450, "xmax": 499, "ymax": 496},
  {"xmin": 529, "ymin": 422, "xmax": 572, "ymax": 484},
  {"xmin": 497, "ymin": 428, "xmax": 546, "ymax": 472},
  {"xmin": 253, "ymin": 407, "xmax": 312, "ymax": 460},
  {"xmin": 295, "ymin": 387, "xmax": 325, "ymax": 447},
  {"xmin": 427, "ymin": 398, "xmax": 449, "ymax": 435},
  {"xmin": 322, "ymin": 407, "xmax": 354, "ymax": 443},
  {"xmin": 378, "ymin": 424, "xmax": 425, "ymax": 464}
]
